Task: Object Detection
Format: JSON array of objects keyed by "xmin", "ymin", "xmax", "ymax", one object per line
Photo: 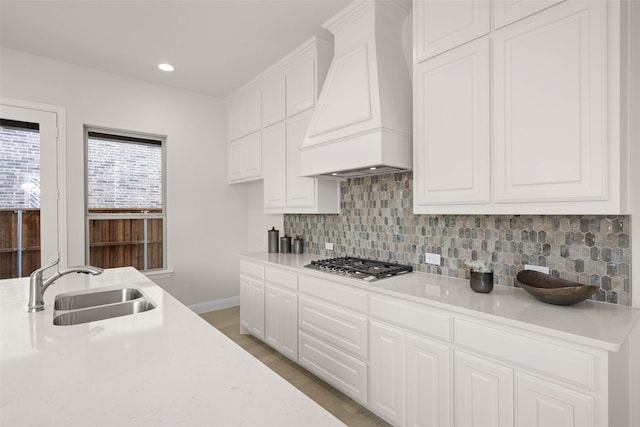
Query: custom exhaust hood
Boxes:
[{"xmin": 299, "ymin": 0, "xmax": 412, "ymax": 179}]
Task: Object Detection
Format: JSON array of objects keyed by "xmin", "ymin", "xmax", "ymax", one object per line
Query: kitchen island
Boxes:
[{"xmin": 0, "ymin": 267, "xmax": 343, "ymax": 427}]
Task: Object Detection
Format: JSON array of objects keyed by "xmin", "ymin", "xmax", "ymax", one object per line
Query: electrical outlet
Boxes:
[
  {"xmin": 525, "ymin": 264, "xmax": 549, "ymax": 274},
  {"xmin": 424, "ymin": 252, "xmax": 441, "ymax": 265},
  {"xmin": 325, "ymin": 242, "xmax": 334, "ymax": 251}
]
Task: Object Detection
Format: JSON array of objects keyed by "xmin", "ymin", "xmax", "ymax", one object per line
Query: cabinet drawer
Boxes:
[
  {"xmin": 454, "ymin": 319, "xmax": 595, "ymax": 390},
  {"xmin": 370, "ymin": 294, "xmax": 451, "ymax": 342},
  {"xmin": 298, "ymin": 275, "xmax": 367, "ymax": 313},
  {"xmin": 240, "ymin": 260, "xmax": 264, "ymax": 280},
  {"xmin": 299, "ymin": 331, "xmax": 368, "ymax": 406},
  {"xmin": 299, "ymin": 295, "xmax": 368, "ymax": 359},
  {"xmin": 265, "ymin": 267, "xmax": 297, "ymax": 291}
]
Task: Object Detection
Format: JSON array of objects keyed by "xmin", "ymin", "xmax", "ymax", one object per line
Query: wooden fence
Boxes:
[
  {"xmin": 0, "ymin": 209, "xmax": 41, "ymax": 279},
  {"xmin": 0, "ymin": 208, "xmax": 163, "ymax": 279}
]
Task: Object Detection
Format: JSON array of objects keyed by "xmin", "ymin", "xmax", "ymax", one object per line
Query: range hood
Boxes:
[{"xmin": 299, "ymin": 0, "xmax": 412, "ymax": 178}]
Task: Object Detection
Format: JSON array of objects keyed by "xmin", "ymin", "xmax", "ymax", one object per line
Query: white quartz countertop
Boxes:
[
  {"xmin": 241, "ymin": 252, "xmax": 640, "ymax": 352},
  {"xmin": 0, "ymin": 267, "xmax": 343, "ymax": 427}
]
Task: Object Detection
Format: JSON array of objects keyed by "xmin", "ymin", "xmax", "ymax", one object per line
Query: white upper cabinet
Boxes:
[
  {"xmin": 286, "ymin": 111, "xmax": 317, "ymax": 208},
  {"xmin": 493, "ymin": 0, "xmax": 606, "ymax": 204},
  {"xmin": 261, "ymin": 70, "xmax": 286, "ymax": 127},
  {"xmin": 286, "ymin": 50, "xmax": 316, "ymax": 117},
  {"xmin": 413, "ymin": 0, "xmax": 629, "ymax": 214},
  {"xmin": 226, "ymin": 83, "xmax": 262, "ymax": 184},
  {"xmin": 414, "ymin": 0, "xmax": 490, "ymax": 62},
  {"xmin": 262, "ymin": 122, "xmax": 287, "ymax": 209},
  {"xmin": 228, "ymin": 131, "xmax": 262, "ymax": 184},
  {"xmin": 227, "ymin": 84, "xmax": 261, "ymax": 141},
  {"xmin": 414, "ymin": 38, "xmax": 491, "ymax": 207},
  {"xmin": 493, "ymin": 0, "xmax": 566, "ymax": 29},
  {"xmin": 260, "ymin": 38, "xmax": 340, "ymax": 214}
]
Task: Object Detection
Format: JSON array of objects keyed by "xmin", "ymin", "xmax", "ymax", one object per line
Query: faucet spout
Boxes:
[{"xmin": 28, "ymin": 260, "xmax": 104, "ymax": 313}]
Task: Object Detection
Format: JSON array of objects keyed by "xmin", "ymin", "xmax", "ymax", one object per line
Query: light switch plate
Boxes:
[
  {"xmin": 424, "ymin": 252, "xmax": 441, "ymax": 265},
  {"xmin": 325, "ymin": 242, "xmax": 334, "ymax": 251},
  {"xmin": 525, "ymin": 264, "xmax": 549, "ymax": 274}
]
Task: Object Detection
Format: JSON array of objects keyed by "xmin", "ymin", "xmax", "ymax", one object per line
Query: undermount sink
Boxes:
[
  {"xmin": 53, "ymin": 300, "xmax": 156, "ymax": 326},
  {"xmin": 52, "ymin": 286, "xmax": 156, "ymax": 326},
  {"xmin": 54, "ymin": 287, "xmax": 144, "ymax": 310}
]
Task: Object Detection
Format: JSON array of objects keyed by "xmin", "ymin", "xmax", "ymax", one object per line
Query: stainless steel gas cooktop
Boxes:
[{"xmin": 304, "ymin": 257, "xmax": 413, "ymax": 282}]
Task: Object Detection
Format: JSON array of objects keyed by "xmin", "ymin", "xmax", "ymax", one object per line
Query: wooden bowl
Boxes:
[{"xmin": 516, "ymin": 270, "xmax": 598, "ymax": 306}]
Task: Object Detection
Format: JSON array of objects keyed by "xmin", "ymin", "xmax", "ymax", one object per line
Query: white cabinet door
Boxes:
[
  {"xmin": 241, "ymin": 85, "xmax": 261, "ymax": 136},
  {"xmin": 493, "ymin": 0, "xmax": 606, "ymax": 204},
  {"xmin": 227, "ymin": 96, "xmax": 244, "ymax": 141},
  {"xmin": 265, "ymin": 283, "xmax": 298, "ymax": 361},
  {"xmin": 228, "ymin": 139, "xmax": 245, "ymax": 183},
  {"xmin": 239, "ymin": 275, "xmax": 251, "ymax": 332},
  {"xmin": 369, "ymin": 321, "xmax": 406, "ymax": 426},
  {"xmin": 262, "ymin": 122, "xmax": 286, "ymax": 208},
  {"xmin": 262, "ymin": 70, "xmax": 286, "ymax": 127},
  {"xmin": 243, "ymin": 131, "xmax": 262, "ymax": 179},
  {"xmin": 286, "ymin": 110, "xmax": 316, "ymax": 208},
  {"xmin": 515, "ymin": 372, "xmax": 593, "ymax": 427},
  {"xmin": 227, "ymin": 85, "xmax": 261, "ymax": 140},
  {"xmin": 279, "ymin": 287, "xmax": 298, "ymax": 360},
  {"xmin": 240, "ymin": 275, "xmax": 264, "ymax": 340},
  {"xmin": 264, "ymin": 284, "xmax": 280, "ymax": 349},
  {"xmin": 455, "ymin": 351, "xmax": 514, "ymax": 427},
  {"xmin": 414, "ymin": 0, "xmax": 490, "ymax": 62},
  {"xmin": 228, "ymin": 131, "xmax": 262, "ymax": 183},
  {"xmin": 407, "ymin": 333, "xmax": 452, "ymax": 427},
  {"xmin": 249, "ymin": 279, "xmax": 265, "ymax": 340},
  {"xmin": 286, "ymin": 50, "xmax": 316, "ymax": 117},
  {"xmin": 493, "ymin": 0, "xmax": 566, "ymax": 30},
  {"xmin": 414, "ymin": 38, "xmax": 490, "ymax": 209}
]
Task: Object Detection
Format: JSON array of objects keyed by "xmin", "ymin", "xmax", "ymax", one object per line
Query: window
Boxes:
[
  {"xmin": 0, "ymin": 119, "xmax": 41, "ymax": 278},
  {"xmin": 85, "ymin": 128, "xmax": 165, "ymax": 271}
]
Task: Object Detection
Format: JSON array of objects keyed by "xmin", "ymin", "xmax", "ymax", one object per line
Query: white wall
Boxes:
[{"xmin": 0, "ymin": 47, "xmax": 249, "ymax": 306}]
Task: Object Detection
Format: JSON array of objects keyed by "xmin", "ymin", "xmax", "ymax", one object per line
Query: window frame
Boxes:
[{"xmin": 84, "ymin": 126, "xmax": 167, "ymax": 272}]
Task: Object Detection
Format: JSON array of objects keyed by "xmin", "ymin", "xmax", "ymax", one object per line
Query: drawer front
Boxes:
[
  {"xmin": 265, "ymin": 267, "xmax": 297, "ymax": 291},
  {"xmin": 370, "ymin": 294, "xmax": 452, "ymax": 342},
  {"xmin": 240, "ymin": 260, "xmax": 264, "ymax": 280},
  {"xmin": 299, "ymin": 275, "xmax": 368, "ymax": 313},
  {"xmin": 299, "ymin": 331, "xmax": 368, "ymax": 406},
  {"xmin": 454, "ymin": 318, "xmax": 595, "ymax": 390},
  {"xmin": 299, "ymin": 295, "xmax": 368, "ymax": 359}
]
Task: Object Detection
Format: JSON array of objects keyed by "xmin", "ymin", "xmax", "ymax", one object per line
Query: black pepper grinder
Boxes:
[
  {"xmin": 293, "ymin": 236, "xmax": 304, "ymax": 254},
  {"xmin": 268, "ymin": 227, "xmax": 279, "ymax": 253},
  {"xmin": 280, "ymin": 234, "xmax": 292, "ymax": 253}
]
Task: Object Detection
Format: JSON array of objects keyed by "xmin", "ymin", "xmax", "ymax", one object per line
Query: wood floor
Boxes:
[{"xmin": 200, "ymin": 307, "xmax": 390, "ymax": 427}]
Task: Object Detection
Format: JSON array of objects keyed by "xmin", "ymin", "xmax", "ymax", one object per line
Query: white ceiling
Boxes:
[{"xmin": 0, "ymin": 0, "xmax": 351, "ymax": 98}]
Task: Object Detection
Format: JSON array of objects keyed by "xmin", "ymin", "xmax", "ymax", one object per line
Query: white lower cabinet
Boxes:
[
  {"xmin": 515, "ymin": 372, "xmax": 593, "ymax": 427},
  {"xmin": 454, "ymin": 350, "xmax": 514, "ymax": 427},
  {"xmin": 239, "ymin": 259, "xmax": 633, "ymax": 427},
  {"xmin": 369, "ymin": 321, "xmax": 406, "ymax": 426},
  {"xmin": 265, "ymin": 284, "xmax": 298, "ymax": 361},
  {"xmin": 299, "ymin": 330, "xmax": 368, "ymax": 405},
  {"xmin": 406, "ymin": 333, "xmax": 452, "ymax": 427},
  {"xmin": 239, "ymin": 261, "xmax": 265, "ymax": 340},
  {"xmin": 297, "ymin": 276, "xmax": 369, "ymax": 405}
]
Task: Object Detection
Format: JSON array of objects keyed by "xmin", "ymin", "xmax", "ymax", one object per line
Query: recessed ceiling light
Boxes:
[
  {"xmin": 369, "ymin": 167, "xmax": 377, "ymax": 170},
  {"xmin": 158, "ymin": 63, "xmax": 175, "ymax": 72}
]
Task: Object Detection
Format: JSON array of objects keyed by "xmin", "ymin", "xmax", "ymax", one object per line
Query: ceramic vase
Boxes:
[{"xmin": 470, "ymin": 271, "xmax": 494, "ymax": 293}]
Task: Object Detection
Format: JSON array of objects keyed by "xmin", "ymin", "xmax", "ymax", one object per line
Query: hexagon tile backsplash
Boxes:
[{"xmin": 284, "ymin": 172, "xmax": 631, "ymax": 305}]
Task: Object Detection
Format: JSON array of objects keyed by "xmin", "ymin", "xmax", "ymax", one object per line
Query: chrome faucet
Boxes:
[{"xmin": 28, "ymin": 259, "xmax": 104, "ymax": 313}]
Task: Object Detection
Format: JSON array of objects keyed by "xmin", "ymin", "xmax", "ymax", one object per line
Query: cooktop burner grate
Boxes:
[{"xmin": 304, "ymin": 256, "xmax": 413, "ymax": 282}]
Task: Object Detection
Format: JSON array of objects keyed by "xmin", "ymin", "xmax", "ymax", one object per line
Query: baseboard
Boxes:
[{"xmin": 188, "ymin": 296, "xmax": 240, "ymax": 314}]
